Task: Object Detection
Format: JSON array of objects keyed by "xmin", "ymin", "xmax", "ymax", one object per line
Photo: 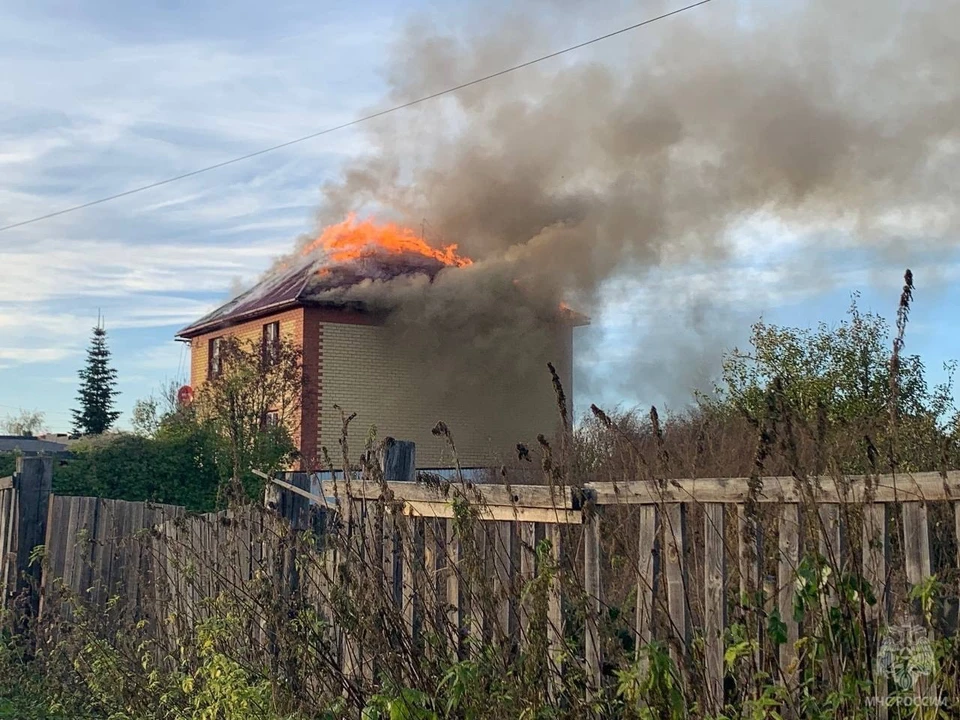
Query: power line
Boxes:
[
  {"xmin": 0, "ymin": 403, "xmax": 73, "ymax": 416},
  {"xmin": 0, "ymin": 0, "xmax": 713, "ymax": 234}
]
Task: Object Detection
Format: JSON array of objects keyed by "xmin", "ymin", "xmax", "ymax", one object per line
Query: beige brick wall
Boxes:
[
  {"xmin": 318, "ymin": 320, "xmax": 573, "ymax": 468},
  {"xmin": 188, "ymin": 308, "xmax": 304, "ymax": 387}
]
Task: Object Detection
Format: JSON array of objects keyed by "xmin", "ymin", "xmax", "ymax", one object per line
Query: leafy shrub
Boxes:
[{"xmin": 52, "ymin": 430, "xmax": 220, "ymax": 512}]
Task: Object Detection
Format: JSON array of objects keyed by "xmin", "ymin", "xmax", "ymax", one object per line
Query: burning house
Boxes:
[{"xmin": 176, "ymin": 216, "xmax": 586, "ymax": 469}]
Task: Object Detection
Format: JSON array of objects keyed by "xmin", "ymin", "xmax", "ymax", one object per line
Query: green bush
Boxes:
[
  {"xmin": 52, "ymin": 430, "xmax": 220, "ymax": 512},
  {"xmin": 0, "ymin": 427, "xmax": 221, "ymax": 512}
]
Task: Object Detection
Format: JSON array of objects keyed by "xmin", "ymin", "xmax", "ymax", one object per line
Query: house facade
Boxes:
[{"xmin": 177, "ymin": 266, "xmax": 584, "ymax": 469}]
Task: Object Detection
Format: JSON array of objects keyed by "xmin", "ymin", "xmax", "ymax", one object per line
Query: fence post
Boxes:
[
  {"xmin": 378, "ymin": 439, "xmax": 416, "ymax": 482},
  {"xmin": 546, "ymin": 523, "xmax": 563, "ymax": 698},
  {"xmin": 635, "ymin": 505, "xmax": 657, "ymax": 661},
  {"xmin": 664, "ymin": 503, "xmax": 688, "ymax": 666},
  {"xmin": 584, "ymin": 499, "xmax": 602, "ymax": 698},
  {"xmin": 778, "ymin": 504, "xmax": 800, "ymax": 693},
  {"xmin": 7, "ymin": 457, "xmax": 53, "ymax": 622},
  {"xmin": 703, "ymin": 503, "xmax": 725, "ymax": 714}
]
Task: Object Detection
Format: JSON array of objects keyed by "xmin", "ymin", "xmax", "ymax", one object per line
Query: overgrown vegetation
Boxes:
[
  {"xmin": 190, "ymin": 334, "xmax": 304, "ymax": 499},
  {"xmin": 49, "ymin": 428, "xmax": 221, "ymax": 511},
  {"xmin": 1, "ymin": 335, "xmax": 303, "ymax": 511},
  {"xmin": 575, "ymin": 294, "xmax": 958, "ymax": 485}
]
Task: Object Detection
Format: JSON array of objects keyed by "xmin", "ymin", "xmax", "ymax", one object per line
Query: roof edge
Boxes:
[
  {"xmin": 175, "ymin": 299, "xmax": 303, "ymax": 339},
  {"xmin": 560, "ymin": 308, "xmax": 591, "ymax": 327},
  {"xmin": 175, "ymin": 296, "xmax": 382, "ymax": 339}
]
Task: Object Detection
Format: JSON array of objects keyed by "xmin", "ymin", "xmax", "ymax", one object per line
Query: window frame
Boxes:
[
  {"xmin": 208, "ymin": 336, "xmax": 223, "ymax": 378},
  {"xmin": 262, "ymin": 321, "xmax": 280, "ymax": 366},
  {"xmin": 262, "ymin": 409, "xmax": 280, "ymax": 429}
]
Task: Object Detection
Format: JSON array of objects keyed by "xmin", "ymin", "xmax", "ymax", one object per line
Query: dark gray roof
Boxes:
[
  {"xmin": 175, "ymin": 254, "xmax": 451, "ymax": 339},
  {"xmin": 0, "ymin": 435, "xmax": 70, "ymax": 454},
  {"xmin": 176, "ymin": 259, "xmax": 315, "ymax": 339}
]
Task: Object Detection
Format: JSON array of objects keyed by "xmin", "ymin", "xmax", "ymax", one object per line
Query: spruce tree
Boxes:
[{"xmin": 72, "ymin": 322, "xmax": 121, "ymax": 435}]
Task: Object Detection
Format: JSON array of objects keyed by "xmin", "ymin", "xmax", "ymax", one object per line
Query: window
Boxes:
[
  {"xmin": 262, "ymin": 321, "xmax": 280, "ymax": 365},
  {"xmin": 208, "ymin": 337, "xmax": 223, "ymax": 377},
  {"xmin": 263, "ymin": 410, "xmax": 280, "ymax": 428}
]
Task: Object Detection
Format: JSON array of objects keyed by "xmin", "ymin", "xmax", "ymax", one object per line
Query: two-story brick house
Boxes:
[{"xmin": 177, "ymin": 258, "xmax": 585, "ymax": 470}]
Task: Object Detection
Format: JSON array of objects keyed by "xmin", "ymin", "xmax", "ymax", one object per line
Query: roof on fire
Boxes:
[
  {"xmin": 175, "ymin": 254, "xmax": 444, "ymax": 338},
  {"xmin": 175, "ymin": 260, "xmax": 317, "ymax": 339},
  {"xmin": 176, "ymin": 256, "xmax": 590, "ymax": 340}
]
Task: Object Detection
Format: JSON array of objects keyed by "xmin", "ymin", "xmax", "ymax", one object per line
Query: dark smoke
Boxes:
[{"xmin": 293, "ymin": 0, "xmax": 959, "ymax": 414}]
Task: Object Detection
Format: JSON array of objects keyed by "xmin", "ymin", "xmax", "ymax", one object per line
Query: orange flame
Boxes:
[{"xmin": 302, "ymin": 214, "xmax": 472, "ymax": 268}]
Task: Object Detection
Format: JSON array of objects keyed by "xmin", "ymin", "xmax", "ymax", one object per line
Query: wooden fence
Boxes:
[
  {"xmin": 0, "ymin": 457, "xmax": 52, "ymax": 620},
  {"xmin": 257, "ymin": 452, "xmax": 960, "ymax": 712},
  {"xmin": 2, "ymin": 454, "xmax": 958, "ymax": 713},
  {"xmin": 579, "ymin": 472, "xmax": 960, "ymax": 710},
  {"xmin": 0, "ymin": 458, "xmax": 316, "ymax": 638},
  {"xmin": 40, "ymin": 495, "xmax": 184, "ymax": 622}
]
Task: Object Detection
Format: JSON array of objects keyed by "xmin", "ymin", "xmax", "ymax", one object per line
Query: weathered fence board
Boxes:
[
  {"xmin": 818, "ymin": 503, "xmax": 842, "ymax": 607},
  {"xmin": 703, "ymin": 503, "xmax": 725, "ymax": 712},
  {"xmin": 589, "ymin": 472, "xmax": 960, "ymax": 504},
  {"xmin": 0, "ymin": 481, "xmax": 15, "ymax": 603},
  {"xmin": 634, "ymin": 504, "xmax": 657, "ymax": 654},
  {"xmin": 445, "ymin": 517, "xmax": 462, "ymax": 654},
  {"xmin": 468, "ymin": 521, "xmax": 486, "ymax": 655},
  {"xmin": 737, "ymin": 504, "xmax": 759, "ymax": 607},
  {"xmin": 401, "ymin": 499, "xmax": 582, "ymax": 524},
  {"xmin": 664, "ymin": 502, "xmax": 687, "ymax": 661},
  {"xmin": 902, "ymin": 501, "xmax": 931, "ymax": 587},
  {"xmin": 863, "ymin": 503, "xmax": 887, "ymax": 624},
  {"xmin": 329, "ymin": 479, "xmax": 576, "ymax": 510},
  {"xmin": 518, "ymin": 521, "xmax": 536, "ymax": 642},
  {"xmin": 40, "ymin": 495, "xmax": 184, "ymax": 622},
  {"xmin": 546, "ymin": 522, "xmax": 563, "ymax": 695},
  {"xmin": 1, "ymin": 457, "xmax": 52, "ymax": 618},
  {"xmin": 778, "ymin": 504, "xmax": 800, "ymax": 689},
  {"xmin": 584, "ymin": 507, "xmax": 602, "ymax": 695}
]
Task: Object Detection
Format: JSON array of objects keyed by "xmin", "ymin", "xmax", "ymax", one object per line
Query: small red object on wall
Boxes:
[{"xmin": 177, "ymin": 385, "xmax": 194, "ymax": 406}]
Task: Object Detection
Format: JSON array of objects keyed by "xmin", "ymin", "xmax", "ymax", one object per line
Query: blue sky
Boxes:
[{"xmin": 1, "ymin": 0, "xmax": 957, "ymax": 432}]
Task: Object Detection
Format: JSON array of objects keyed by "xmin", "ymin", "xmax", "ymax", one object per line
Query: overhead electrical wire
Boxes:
[
  {"xmin": 0, "ymin": 0, "xmax": 713, "ymax": 234},
  {"xmin": 0, "ymin": 402, "xmax": 73, "ymax": 416}
]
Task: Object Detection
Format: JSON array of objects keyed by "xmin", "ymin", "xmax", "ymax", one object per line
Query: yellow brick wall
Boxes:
[
  {"xmin": 189, "ymin": 308, "xmax": 304, "ymax": 387},
  {"xmin": 317, "ymin": 321, "xmax": 573, "ymax": 468}
]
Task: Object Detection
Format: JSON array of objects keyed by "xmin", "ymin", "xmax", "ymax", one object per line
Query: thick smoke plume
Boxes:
[{"xmin": 291, "ymin": 0, "xmax": 959, "ymax": 414}]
